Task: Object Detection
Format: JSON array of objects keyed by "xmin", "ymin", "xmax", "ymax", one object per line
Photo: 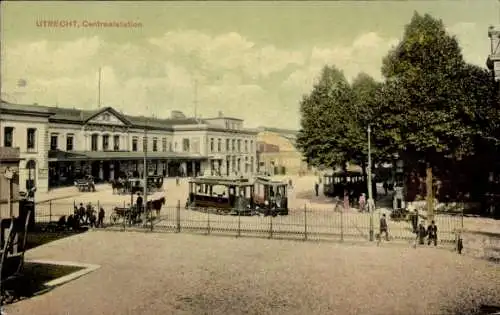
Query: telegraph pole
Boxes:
[
  {"xmin": 143, "ymin": 113, "xmax": 149, "ymax": 222},
  {"xmin": 367, "ymin": 125, "xmax": 374, "ymax": 241},
  {"xmin": 97, "ymin": 67, "xmax": 102, "ymax": 108}
]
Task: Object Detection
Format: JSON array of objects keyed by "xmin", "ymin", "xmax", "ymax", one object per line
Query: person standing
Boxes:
[
  {"xmin": 359, "ymin": 193, "xmax": 366, "ymax": 212},
  {"xmin": 98, "ymin": 207, "xmax": 105, "ymax": 228},
  {"xmin": 136, "ymin": 192, "xmax": 143, "ymax": 214},
  {"xmin": 427, "ymin": 220, "xmax": 438, "ymax": 246},
  {"xmin": 417, "ymin": 221, "xmax": 427, "ymax": 245},
  {"xmin": 343, "ymin": 189, "xmax": 350, "ymax": 211},
  {"xmin": 379, "ymin": 213, "xmax": 389, "ymax": 241},
  {"xmin": 314, "ymin": 182, "xmax": 319, "ymax": 197}
]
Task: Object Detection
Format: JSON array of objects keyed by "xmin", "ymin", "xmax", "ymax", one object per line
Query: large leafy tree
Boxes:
[
  {"xmin": 371, "ymin": 12, "xmax": 500, "ymax": 214},
  {"xmin": 296, "ymin": 65, "xmax": 353, "ymax": 169}
]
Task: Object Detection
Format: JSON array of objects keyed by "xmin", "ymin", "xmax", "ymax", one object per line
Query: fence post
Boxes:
[
  {"xmin": 207, "ymin": 209, "xmax": 211, "ymax": 235},
  {"xmin": 304, "ymin": 204, "xmax": 308, "ymax": 241},
  {"xmin": 49, "ymin": 200, "xmax": 52, "ymax": 222},
  {"xmin": 176, "ymin": 200, "xmax": 181, "ymax": 233},
  {"xmin": 237, "ymin": 207, "xmax": 241, "ymax": 237},
  {"xmin": 340, "ymin": 205, "xmax": 344, "ymax": 242},
  {"xmin": 269, "ymin": 213, "xmax": 273, "ymax": 239}
]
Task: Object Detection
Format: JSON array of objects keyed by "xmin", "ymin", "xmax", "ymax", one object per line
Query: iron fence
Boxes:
[{"xmin": 34, "ymin": 199, "xmax": 464, "ymax": 246}]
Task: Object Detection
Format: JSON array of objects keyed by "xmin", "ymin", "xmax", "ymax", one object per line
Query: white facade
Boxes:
[
  {"xmin": 0, "ymin": 105, "xmax": 52, "ymax": 193},
  {"xmin": 0, "ymin": 102, "xmax": 258, "ymax": 193}
]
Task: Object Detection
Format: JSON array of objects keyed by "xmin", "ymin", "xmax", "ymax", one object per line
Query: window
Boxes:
[
  {"xmin": 27, "ymin": 128, "xmax": 36, "ymax": 150},
  {"xmin": 244, "ymin": 140, "xmax": 248, "ymax": 153},
  {"xmin": 153, "ymin": 137, "xmax": 158, "ymax": 152},
  {"xmin": 102, "ymin": 134, "xmax": 110, "ymax": 151},
  {"xmin": 250, "ymin": 157, "xmax": 254, "ymax": 173},
  {"xmin": 91, "ymin": 134, "xmax": 99, "ymax": 151},
  {"xmin": 225, "ymin": 121, "xmax": 229, "ymax": 129},
  {"xmin": 225, "ymin": 139, "xmax": 229, "ymax": 152},
  {"xmin": 113, "ymin": 135, "xmax": 120, "ymax": 151},
  {"xmin": 210, "ymin": 138, "xmax": 214, "ymax": 152},
  {"xmin": 162, "ymin": 137, "xmax": 167, "ymax": 152},
  {"xmin": 182, "ymin": 138, "xmax": 190, "ymax": 152},
  {"xmin": 143, "ymin": 137, "xmax": 148, "ymax": 151},
  {"xmin": 169, "ymin": 142, "xmax": 173, "ymax": 152},
  {"xmin": 50, "ymin": 133, "xmax": 58, "ymax": 151},
  {"xmin": 250, "ymin": 140, "xmax": 254, "ymax": 153},
  {"xmin": 237, "ymin": 158, "xmax": 241, "ymax": 172},
  {"xmin": 232, "ymin": 139, "xmax": 236, "ymax": 152},
  {"xmin": 217, "ymin": 138, "xmax": 221, "ymax": 152},
  {"xmin": 132, "ymin": 137, "xmax": 138, "ymax": 152},
  {"xmin": 3, "ymin": 127, "xmax": 13, "ymax": 147},
  {"xmin": 237, "ymin": 139, "xmax": 241, "ymax": 152},
  {"xmin": 66, "ymin": 134, "xmax": 74, "ymax": 151}
]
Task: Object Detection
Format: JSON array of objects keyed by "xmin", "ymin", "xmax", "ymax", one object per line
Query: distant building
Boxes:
[
  {"xmin": 487, "ymin": 25, "xmax": 500, "ymax": 82},
  {"xmin": 256, "ymin": 127, "xmax": 309, "ymax": 176},
  {"xmin": 0, "ymin": 101, "xmax": 258, "ymax": 193},
  {"xmin": 0, "ymin": 147, "xmax": 21, "ymax": 218}
]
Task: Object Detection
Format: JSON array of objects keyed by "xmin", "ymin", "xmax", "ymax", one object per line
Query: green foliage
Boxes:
[
  {"xmin": 298, "ymin": 11, "xmax": 500, "ymax": 171},
  {"xmin": 296, "ymin": 65, "xmax": 353, "ymax": 168}
]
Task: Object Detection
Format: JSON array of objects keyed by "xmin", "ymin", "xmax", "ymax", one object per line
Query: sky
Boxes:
[{"xmin": 1, "ymin": 1, "xmax": 498, "ymax": 129}]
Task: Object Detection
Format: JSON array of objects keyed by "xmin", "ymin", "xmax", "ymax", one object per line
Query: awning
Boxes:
[{"xmin": 48, "ymin": 150, "xmax": 209, "ymax": 162}]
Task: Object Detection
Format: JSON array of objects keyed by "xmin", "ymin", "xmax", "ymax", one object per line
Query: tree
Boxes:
[
  {"xmin": 296, "ymin": 65, "xmax": 353, "ymax": 169},
  {"xmin": 372, "ymin": 12, "xmax": 500, "ymax": 216}
]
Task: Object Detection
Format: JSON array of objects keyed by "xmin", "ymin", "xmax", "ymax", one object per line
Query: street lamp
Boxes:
[
  {"xmin": 367, "ymin": 125, "xmax": 374, "ymax": 242},
  {"xmin": 4, "ymin": 167, "xmax": 16, "ymax": 217}
]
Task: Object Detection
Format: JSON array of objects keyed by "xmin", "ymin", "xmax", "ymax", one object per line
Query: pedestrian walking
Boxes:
[
  {"xmin": 98, "ymin": 207, "xmax": 105, "ymax": 228},
  {"xmin": 314, "ymin": 182, "xmax": 319, "ymax": 197},
  {"xmin": 417, "ymin": 221, "xmax": 427, "ymax": 245},
  {"xmin": 343, "ymin": 189, "xmax": 350, "ymax": 210},
  {"xmin": 379, "ymin": 213, "xmax": 389, "ymax": 242},
  {"xmin": 427, "ymin": 220, "xmax": 438, "ymax": 246},
  {"xmin": 176, "ymin": 176, "xmax": 180, "ymax": 186},
  {"xmin": 359, "ymin": 193, "xmax": 366, "ymax": 212}
]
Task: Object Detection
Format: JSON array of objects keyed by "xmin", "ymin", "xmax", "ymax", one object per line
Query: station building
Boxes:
[{"xmin": 0, "ymin": 101, "xmax": 258, "ymax": 193}]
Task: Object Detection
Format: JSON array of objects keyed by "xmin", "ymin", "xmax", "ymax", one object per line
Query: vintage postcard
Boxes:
[{"xmin": 0, "ymin": 1, "xmax": 499, "ymax": 314}]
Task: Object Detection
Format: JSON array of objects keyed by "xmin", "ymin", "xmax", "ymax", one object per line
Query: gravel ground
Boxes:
[{"xmin": 5, "ymin": 231, "xmax": 500, "ymax": 315}]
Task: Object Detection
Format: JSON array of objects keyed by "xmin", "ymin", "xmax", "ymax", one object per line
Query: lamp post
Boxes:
[
  {"xmin": 4, "ymin": 167, "xmax": 15, "ymax": 218},
  {"xmin": 367, "ymin": 125, "xmax": 374, "ymax": 241},
  {"xmin": 143, "ymin": 115, "xmax": 149, "ymax": 223}
]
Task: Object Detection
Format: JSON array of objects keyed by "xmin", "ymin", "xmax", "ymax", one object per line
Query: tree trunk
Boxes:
[{"xmin": 426, "ymin": 164, "xmax": 434, "ymax": 221}]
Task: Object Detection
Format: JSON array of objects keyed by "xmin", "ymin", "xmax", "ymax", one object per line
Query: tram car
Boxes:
[
  {"xmin": 253, "ymin": 176, "xmax": 289, "ymax": 215},
  {"xmin": 187, "ymin": 176, "xmax": 255, "ymax": 215},
  {"xmin": 323, "ymin": 170, "xmax": 367, "ymax": 199}
]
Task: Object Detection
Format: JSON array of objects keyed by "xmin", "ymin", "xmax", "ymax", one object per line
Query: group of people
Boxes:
[
  {"xmin": 377, "ymin": 213, "xmax": 439, "ymax": 246},
  {"xmin": 73, "ymin": 202, "xmax": 106, "ymax": 228}
]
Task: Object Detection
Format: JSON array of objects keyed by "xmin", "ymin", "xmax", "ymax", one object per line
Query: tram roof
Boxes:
[
  {"xmin": 254, "ymin": 176, "xmax": 287, "ymax": 186},
  {"xmin": 324, "ymin": 170, "xmax": 364, "ymax": 177},
  {"xmin": 189, "ymin": 176, "xmax": 253, "ymax": 186}
]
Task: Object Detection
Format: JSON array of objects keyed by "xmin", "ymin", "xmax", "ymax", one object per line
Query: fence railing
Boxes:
[{"xmin": 34, "ymin": 199, "xmax": 464, "ymax": 245}]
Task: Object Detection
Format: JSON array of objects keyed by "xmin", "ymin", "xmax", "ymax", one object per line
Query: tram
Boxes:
[
  {"xmin": 323, "ymin": 170, "xmax": 367, "ymax": 199},
  {"xmin": 253, "ymin": 176, "xmax": 289, "ymax": 215},
  {"xmin": 187, "ymin": 176, "xmax": 255, "ymax": 215}
]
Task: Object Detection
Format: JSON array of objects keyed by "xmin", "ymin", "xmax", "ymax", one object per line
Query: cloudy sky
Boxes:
[{"xmin": 1, "ymin": 1, "xmax": 498, "ymax": 129}]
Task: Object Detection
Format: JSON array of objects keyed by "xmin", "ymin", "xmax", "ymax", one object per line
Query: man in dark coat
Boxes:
[
  {"xmin": 427, "ymin": 220, "xmax": 438, "ymax": 246},
  {"xmin": 314, "ymin": 182, "xmax": 319, "ymax": 197},
  {"xmin": 417, "ymin": 221, "xmax": 427, "ymax": 245},
  {"xmin": 379, "ymin": 214, "xmax": 389, "ymax": 241},
  {"xmin": 136, "ymin": 193, "xmax": 143, "ymax": 214}
]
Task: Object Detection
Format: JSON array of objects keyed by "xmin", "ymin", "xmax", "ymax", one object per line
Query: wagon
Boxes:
[{"xmin": 110, "ymin": 206, "xmax": 141, "ymax": 225}]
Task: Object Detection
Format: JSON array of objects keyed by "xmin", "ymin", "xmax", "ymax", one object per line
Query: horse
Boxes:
[
  {"xmin": 111, "ymin": 180, "xmax": 124, "ymax": 194},
  {"xmin": 147, "ymin": 197, "xmax": 166, "ymax": 218}
]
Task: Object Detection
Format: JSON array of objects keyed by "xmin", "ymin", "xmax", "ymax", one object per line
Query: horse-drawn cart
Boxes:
[
  {"xmin": 110, "ymin": 206, "xmax": 141, "ymax": 225},
  {"xmin": 74, "ymin": 175, "xmax": 96, "ymax": 192}
]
